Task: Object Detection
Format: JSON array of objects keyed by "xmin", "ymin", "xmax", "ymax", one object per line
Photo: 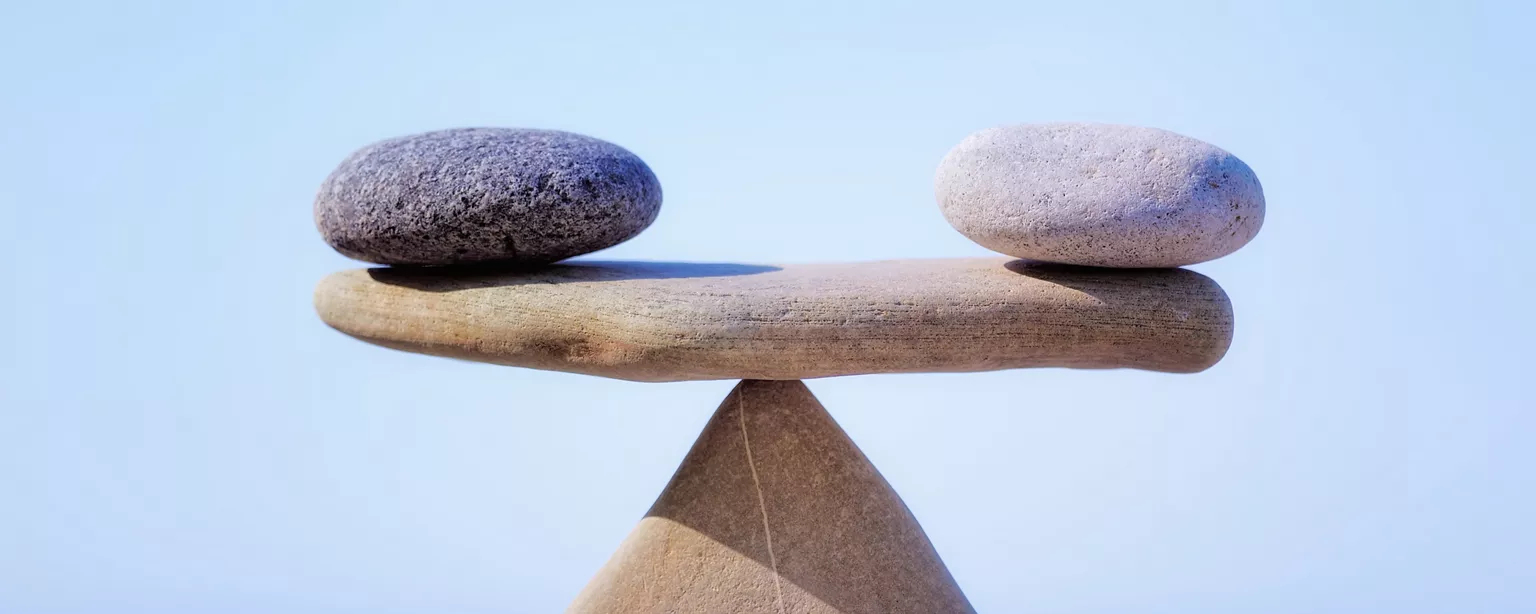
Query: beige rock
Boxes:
[
  {"xmin": 314, "ymin": 258, "xmax": 1233, "ymax": 382},
  {"xmin": 936, "ymin": 123, "xmax": 1265, "ymax": 268},
  {"xmin": 568, "ymin": 380, "xmax": 975, "ymax": 614}
]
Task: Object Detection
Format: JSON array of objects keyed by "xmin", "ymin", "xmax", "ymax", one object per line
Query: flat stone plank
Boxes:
[
  {"xmin": 314, "ymin": 258, "xmax": 1233, "ymax": 382},
  {"xmin": 568, "ymin": 380, "xmax": 976, "ymax": 613}
]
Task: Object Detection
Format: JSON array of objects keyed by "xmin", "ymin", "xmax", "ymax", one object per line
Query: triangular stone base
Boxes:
[{"xmin": 569, "ymin": 380, "xmax": 974, "ymax": 613}]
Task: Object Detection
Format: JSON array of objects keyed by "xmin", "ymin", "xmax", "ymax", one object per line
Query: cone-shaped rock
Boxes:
[{"xmin": 569, "ymin": 380, "xmax": 974, "ymax": 614}]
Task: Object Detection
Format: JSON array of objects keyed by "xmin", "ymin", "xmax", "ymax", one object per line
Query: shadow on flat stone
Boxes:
[
  {"xmin": 1003, "ymin": 258, "xmax": 1226, "ymax": 304},
  {"xmin": 570, "ymin": 380, "xmax": 975, "ymax": 613},
  {"xmin": 367, "ymin": 260, "xmax": 782, "ymax": 292}
]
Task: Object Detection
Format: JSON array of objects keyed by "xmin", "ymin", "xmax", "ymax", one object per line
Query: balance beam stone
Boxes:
[{"xmin": 314, "ymin": 257, "xmax": 1233, "ymax": 381}]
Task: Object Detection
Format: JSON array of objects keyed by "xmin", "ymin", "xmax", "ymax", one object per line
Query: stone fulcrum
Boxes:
[
  {"xmin": 569, "ymin": 379, "xmax": 976, "ymax": 614},
  {"xmin": 315, "ymin": 128, "xmax": 662, "ymax": 265},
  {"xmin": 313, "ymin": 257, "xmax": 1235, "ymax": 381},
  {"xmin": 936, "ymin": 122, "xmax": 1264, "ymax": 268}
]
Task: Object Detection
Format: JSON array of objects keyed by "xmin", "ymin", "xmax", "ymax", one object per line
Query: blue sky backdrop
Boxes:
[{"xmin": 2, "ymin": 1, "xmax": 1533, "ymax": 612}]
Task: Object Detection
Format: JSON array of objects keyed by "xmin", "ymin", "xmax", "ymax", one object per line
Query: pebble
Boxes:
[
  {"xmin": 315, "ymin": 128, "xmax": 662, "ymax": 265},
  {"xmin": 935, "ymin": 122, "xmax": 1264, "ymax": 267}
]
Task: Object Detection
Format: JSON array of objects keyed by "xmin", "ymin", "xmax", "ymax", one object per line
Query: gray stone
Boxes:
[
  {"xmin": 569, "ymin": 380, "xmax": 975, "ymax": 613},
  {"xmin": 313, "ymin": 257, "xmax": 1234, "ymax": 380},
  {"xmin": 314, "ymin": 128, "xmax": 662, "ymax": 265},
  {"xmin": 935, "ymin": 123, "xmax": 1265, "ymax": 268}
]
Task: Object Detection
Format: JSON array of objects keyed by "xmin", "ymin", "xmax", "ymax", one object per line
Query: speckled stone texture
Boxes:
[
  {"xmin": 936, "ymin": 123, "xmax": 1265, "ymax": 268},
  {"xmin": 313, "ymin": 258, "xmax": 1234, "ymax": 380},
  {"xmin": 315, "ymin": 128, "xmax": 662, "ymax": 265},
  {"xmin": 568, "ymin": 380, "xmax": 975, "ymax": 614}
]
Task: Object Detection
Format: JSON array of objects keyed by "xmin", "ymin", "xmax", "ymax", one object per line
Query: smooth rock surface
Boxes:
[
  {"xmin": 314, "ymin": 258, "xmax": 1234, "ymax": 380},
  {"xmin": 936, "ymin": 122, "xmax": 1265, "ymax": 267},
  {"xmin": 569, "ymin": 380, "xmax": 975, "ymax": 614},
  {"xmin": 315, "ymin": 128, "xmax": 661, "ymax": 265}
]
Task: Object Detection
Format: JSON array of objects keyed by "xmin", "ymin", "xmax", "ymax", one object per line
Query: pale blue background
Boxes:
[{"xmin": 2, "ymin": 1, "xmax": 1533, "ymax": 612}]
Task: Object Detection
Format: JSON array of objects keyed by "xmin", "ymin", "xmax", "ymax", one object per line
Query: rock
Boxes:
[
  {"xmin": 569, "ymin": 380, "xmax": 975, "ymax": 614},
  {"xmin": 935, "ymin": 123, "xmax": 1264, "ymax": 268},
  {"xmin": 313, "ymin": 258, "xmax": 1234, "ymax": 380},
  {"xmin": 314, "ymin": 128, "xmax": 662, "ymax": 265}
]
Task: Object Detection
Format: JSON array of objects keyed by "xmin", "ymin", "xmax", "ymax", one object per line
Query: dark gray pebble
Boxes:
[{"xmin": 315, "ymin": 128, "xmax": 662, "ymax": 265}]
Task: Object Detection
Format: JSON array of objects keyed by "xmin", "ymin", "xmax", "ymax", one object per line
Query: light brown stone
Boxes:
[
  {"xmin": 314, "ymin": 258, "xmax": 1233, "ymax": 382},
  {"xmin": 568, "ymin": 380, "xmax": 975, "ymax": 614}
]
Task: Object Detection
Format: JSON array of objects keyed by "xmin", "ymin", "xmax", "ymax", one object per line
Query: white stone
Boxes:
[{"xmin": 936, "ymin": 123, "xmax": 1265, "ymax": 267}]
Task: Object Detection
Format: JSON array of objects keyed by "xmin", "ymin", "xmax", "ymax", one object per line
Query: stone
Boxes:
[
  {"xmin": 314, "ymin": 128, "xmax": 662, "ymax": 265},
  {"xmin": 935, "ymin": 122, "xmax": 1265, "ymax": 268},
  {"xmin": 569, "ymin": 380, "xmax": 975, "ymax": 614},
  {"xmin": 313, "ymin": 257, "xmax": 1234, "ymax": 381}
]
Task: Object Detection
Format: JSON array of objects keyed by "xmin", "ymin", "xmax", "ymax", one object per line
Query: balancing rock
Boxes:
[
  {"xmin": 569, "ymin": 380, "xmax": 975, "ymax": 613},
  {"xmin": 315, "ymin": 128, "xmax": 662, "ymax": 265},
  {"xmin": 936, "ymin": 122, "xmax": 1264, "ymax": 268},
  {"xmin": 313, "ymin": 258, "xmax": 1234, "ymax": 381}
]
